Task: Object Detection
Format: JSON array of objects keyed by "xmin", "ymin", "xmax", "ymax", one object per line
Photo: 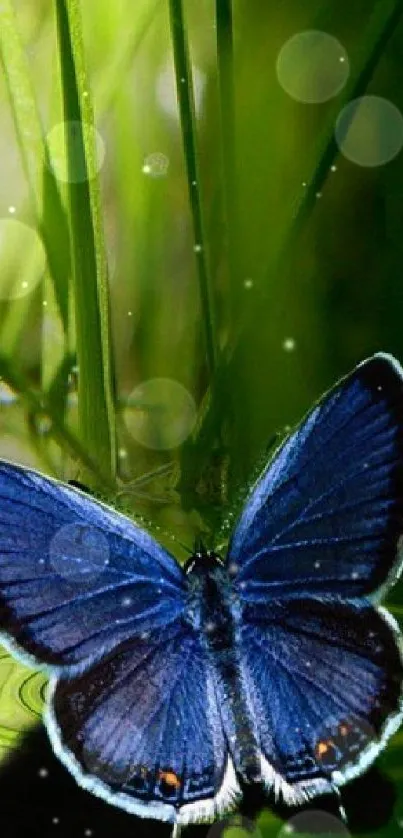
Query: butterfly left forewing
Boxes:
[{"xmin": 0, "ymin": 460, "xmax": 184, "ymax": 671}]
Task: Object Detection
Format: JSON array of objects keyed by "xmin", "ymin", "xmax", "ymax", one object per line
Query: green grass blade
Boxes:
[
  {"xmin": 0, "ymin": 0, "xmax": 44, "ymax": 213},
  {"xmin": 96, "ymin": 0, "xmax": 164, "ymax": 114},
  {"xmin": 215, "ymin": 0, "xmax": 239, "ymax": 325},
  {"xmin": 55, "ymin": 0, "xmax": 116, "ymax": 484},
  {"xmin": 0, "ymin": 354, "xmax": 113, "ymax": 489},
  {"xmin": 168, "ymin": 0, "xmax": 217, "ymax": 379},
  {"xmin": 0, "ymin": 0, "xmax": 69, "ymax": 331}
]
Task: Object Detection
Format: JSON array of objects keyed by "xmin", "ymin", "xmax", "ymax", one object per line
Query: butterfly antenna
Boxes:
[{"xmin": 193, "ymin": 536, "xmax": 207, "ymax": 556}]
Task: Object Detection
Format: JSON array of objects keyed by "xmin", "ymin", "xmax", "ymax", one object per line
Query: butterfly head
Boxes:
[{"xmin": 184, "ymin": 540, "xmax": 223, "ymax": 575}]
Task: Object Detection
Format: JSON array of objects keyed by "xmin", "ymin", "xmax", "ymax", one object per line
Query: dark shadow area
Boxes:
[
  {"xmin": 0, "ymin": 724, "xmax": 169, "ymax": 838},
  {"xmin": 261, "ymin": 767, "xmax": 396, "ymax": 834},
  {"xmin": 0, "ymin": 724, "xmax": 396, "ymax": 837}
]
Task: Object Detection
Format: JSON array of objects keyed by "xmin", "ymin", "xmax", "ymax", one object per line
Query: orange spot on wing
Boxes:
[
  {"xmin": 159, "ymin": 770, "xmax": 181, "ymax": 789},
  {"xmin": 316, "ymin": 741, "xmax": 329, "ymax": 757}
]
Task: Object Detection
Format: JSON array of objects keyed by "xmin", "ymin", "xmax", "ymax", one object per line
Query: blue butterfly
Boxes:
[{"xmin": 0, "ymin": 352, "xmax": 403, "ymax": 832}]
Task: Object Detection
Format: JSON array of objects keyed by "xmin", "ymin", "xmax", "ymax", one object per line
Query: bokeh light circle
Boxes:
[
  {"xmin": 207, "ymin": 815, "xmax": 262, "ymax": 838},
  {"xmin": 335, "ymin": 95, "xmax": 403, "ymax": 167},
  {"xmin": 0, "ymin": 219, "xmax": 46, "ymax": 300},
  {"xmin": 46, "ymin": 120, "xmax": 106, "ymax": 183},
  {"xmin": 276, "ymin": 30, "xmax": 349, "ymax": 103},
  {"xmin": 278, "ymin": 810, "xmax": 350, "ymax": 836},
  {"xmin": 142, "ymin": 152, "xmax": 170, "ymax": 177},
  {"xmin": 49, "ymin": 522, "xmax": 110, "ymax": 585},
  {"xmin": 123, "ymin": 378, "xmax": 197, "ymax": 450}
]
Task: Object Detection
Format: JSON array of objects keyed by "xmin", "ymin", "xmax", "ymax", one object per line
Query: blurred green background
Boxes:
[{"xmin": 1, "ymin": 0, "xmax": 403, "ymax": 836}]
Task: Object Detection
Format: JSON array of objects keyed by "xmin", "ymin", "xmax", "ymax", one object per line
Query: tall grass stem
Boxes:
[
  {"xmin": 168, "ymin": 0, "xmax": 217, "ymax": 379},
  {"xmin": 55, "ymin": 0, "xmax": 117, "ymax": 485}
]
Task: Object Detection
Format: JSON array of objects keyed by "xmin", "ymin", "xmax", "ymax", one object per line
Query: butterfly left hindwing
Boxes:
[{"xmin": 47, "ymin": 624, "xmax": 239, "ymax": 824}]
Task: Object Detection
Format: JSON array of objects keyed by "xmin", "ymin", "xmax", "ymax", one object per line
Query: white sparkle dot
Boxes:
[
  {"xmin": 84, "ymin": 831, "xmax": 93, "ymax": 837},
  {"xmin": 314, "ymin": 561, "xmax": 321, "ymax": 569},
  {"xmin": 39, "ymin": 767, "xmax": 49, "ymax": 778},
  {"xmin": 194, "ymin": 243, "xmax": 202, "ymax": 253},
  {"xmin": 283, "ymin": 337, "xmax": 296, "ymax": 352},
  {"xmin": 128, "ymin": 310, "xmax": 133, "ymax": 317},
  {"xmin": 339, "ymin": 56, "xmax": 345, "ymax": 62},
  {"xmin": 118, "ymin": 448, "xmax": 127, "ymax": 459},
  {"xmin": 122, "ymin": 597, "xmax": 132, "ymax": 607},
  {"xmin": 331, "ymin": 164, "xmax": 337, "ymax": 172},
  {"xmin": 316, "ymin": 191, "xmax": 322, "ymax": 198},
  {"xmin": 302, "ymin": 181, "xmax": 307, "ymax": 187},
  {"xmin": 351, "ymin": 571, "xmax": 359, "ymax": 580},
  {"xmin": 21, "ymin": 281, "xmax": 28, "ymax": 289},
  {"xmin": 43, "ymin": 300, "xmax": 48, "ymax": 307},
  {"xmin": 8, "ymin": 205, "xmax": 16, "ymax": 214},
  {"xmin": 52, "ymin": 818, "xmax": 60, "ymax": 825},
  {"xmin": 243, "ymin": 278, "xmax": 253, "ymax": 289}
]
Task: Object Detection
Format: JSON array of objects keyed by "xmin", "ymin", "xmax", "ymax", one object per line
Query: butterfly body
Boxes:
[
  {"xmin": 1, "ymin": 353, "xmax": 403, "ymax": 826},
  {"xmin": 185, "ymin": 550, "xmax": 263, "ymax": 784}
]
